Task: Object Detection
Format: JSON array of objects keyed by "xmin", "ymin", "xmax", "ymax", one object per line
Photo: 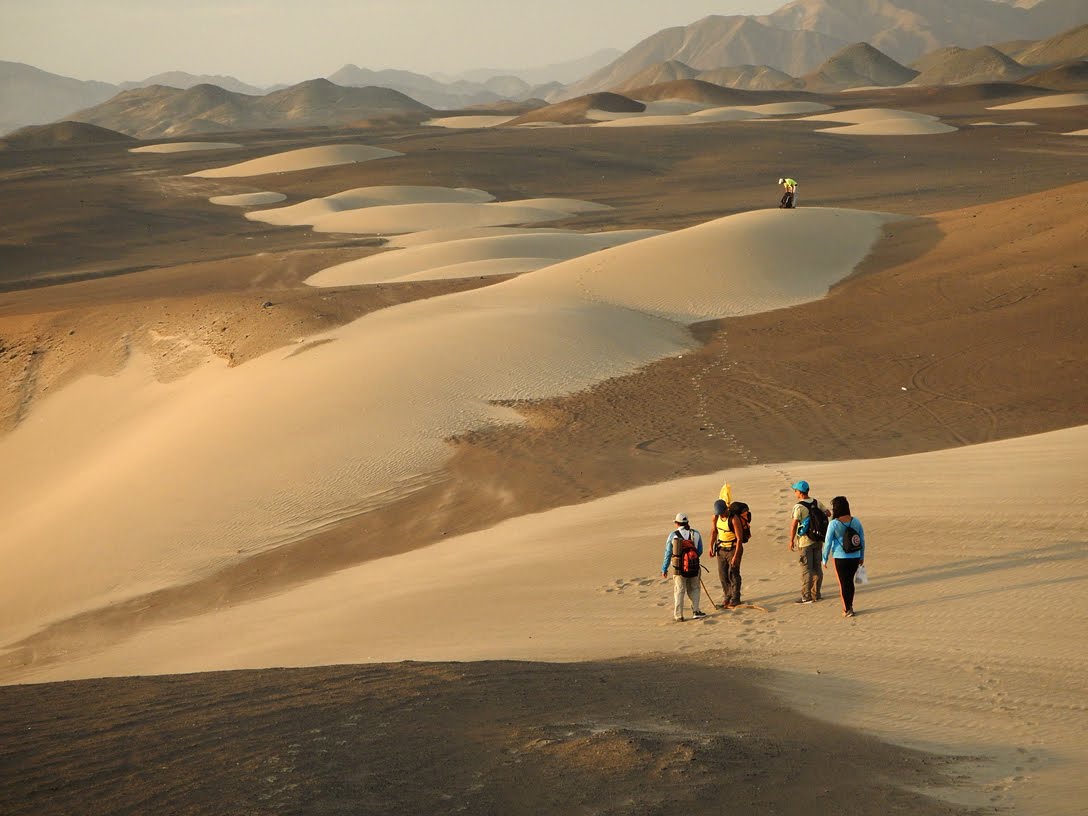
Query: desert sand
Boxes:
[
  {"xmin": 129, "ymin": 141, "xmax": 243, "ymax": 153},
  {"xmin": 1, "ymin": 80, "xmax": 1086, "ymax": 816},
  {"xmin": 187, "ymin": 144, "xmax": 404, "ymax": 178},
  {"xmin": 425, "ymin": 115, "xmax": 517, "ymax": 128},
  {"xmin": 245, "ymin": 185, "xmax": 496, "ymax": 226},
  {"xmin": 988, "ymin": 92, "xmax": 1088, "ymax": 110},
  {"xmin": 209, "ymin": 191, "xmax": 286, "ymax": 206}
]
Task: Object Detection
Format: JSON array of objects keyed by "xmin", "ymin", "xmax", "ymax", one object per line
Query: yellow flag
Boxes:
[{"xmin": 719, "ymin": 482, "xmax": 732, "ymax": 504}]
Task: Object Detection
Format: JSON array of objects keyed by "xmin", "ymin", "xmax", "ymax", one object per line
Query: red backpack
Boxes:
[{"xmin": 672, "ymin": 531, "xmax": 701, "ymax": 578}]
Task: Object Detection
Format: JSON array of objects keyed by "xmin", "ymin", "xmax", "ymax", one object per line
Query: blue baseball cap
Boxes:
[{"xmin": 791, "ymin": 480, "xmax": 810, "ymax": 492}]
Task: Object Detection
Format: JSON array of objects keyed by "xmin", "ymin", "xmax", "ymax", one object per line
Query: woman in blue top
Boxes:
[{"xmin": 822, "ymin": 495, "xmax": 865, "ymax": 618}]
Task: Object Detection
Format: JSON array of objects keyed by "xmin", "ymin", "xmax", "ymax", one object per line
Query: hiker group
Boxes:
[{"xmin": 662, "ymin": 479, "xmax": 866, "ymax": 620}]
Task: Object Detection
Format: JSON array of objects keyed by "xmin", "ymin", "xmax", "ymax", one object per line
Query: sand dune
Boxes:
[
  {"xmin": 1065, "ymin": 128, "xmax": 1088, "ymax": 136},
  {"xmin": 186, "ymin": 144, "xmax": 403, "ymax": 178},
  {"xmin": 424, "ymin": 115, "xmax": 516, "ymax": 128},
  {"xmin": 803, "ymin": 108, "xmax": 940, "ymax": 123},
  {"xmin": 305, "ymin": 230, "xmax": 664, "ymax": 286},
  {"xmin": 988, "ymin": 92, "xmax": 1088, "ymax": 110},
  {"xmin": 971, "ymin": 121, "xmax": 1037, "ymax": 127},
  {"xmin": 592, "ymin": 100, "xmax": 832, "ymax": 127},
  {"xmin": 245, "ymin": 186, "xmax": 495, "ymax": 227},
  {"xmin": 0, "ymin": 208, "xmax": 895, "ymax": 649},
  {"xmin": 209, "ymin": 192, "xmax": 286, "ymax": 207},
  {"xmin": 820, "ymin": 119, "xmax": 958, "ymax": 135},
  {"xmin": 309, "ymin": 198, "xmax": 612, "ymax": 235},
  {"xmin": 385, "ymin": 226, "xmax": 570, "ymax": 248},
  {"xmin": 130, "ymin": 142, "xmax": 242, "ymax": 154},
  {"xmin": 18, "ymin": 421, "xmax": 1083, "ymax": 813}
]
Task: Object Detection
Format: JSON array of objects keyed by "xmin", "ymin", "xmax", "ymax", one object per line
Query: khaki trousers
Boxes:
[
  {"xmin": 798, "ymin": 544, "xmax": 823, "ymax": 601},
  {"xmin": 673, "ymin": 575, "xmax": 702, "ymax": 620}
]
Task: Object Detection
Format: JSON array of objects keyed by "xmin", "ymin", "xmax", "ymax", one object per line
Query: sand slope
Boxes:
[
  {"xmin": 0, "ymin": 208, "xmax": 894, "ymax": 649},
  {"xmin": 209, "ymin": 192, "xmax": 286, "ymax": 207},
  {"xmin": 10, "ymin": 423, "xmax": 1085, "ymax": 814},
  {"xmin": 245, "ymin": 186, "xmax": 495, "ymax": 227},
  {"xmin": 988, "ymin": 92, "xmax": 1088, "ymax": 110},
  {"xmin": 130, "ymin": 142, "xmax": 242, "ymax": 154},
  {"xmin": 305, "ymin": 230, "xmax": 664, "ymax": 286},
  {"xmin": 187, "ymin": 145, "xmax": 403, "ymax": 178}
]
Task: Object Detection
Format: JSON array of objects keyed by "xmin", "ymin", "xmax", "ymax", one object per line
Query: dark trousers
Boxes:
[
  {"xmin": 716, "ymin": 549, "xmax": 741, "ymax": 605},
  {"xmin": 779, "ymin": 191, "xmax": 795, "ymax": 208},
  {"xmin": 834, "ymin": 558, "xmax": 862, "ymax": 612}
]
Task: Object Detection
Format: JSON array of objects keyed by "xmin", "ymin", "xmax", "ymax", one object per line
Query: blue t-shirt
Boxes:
[{"xmin": 822, "ymin": 517, "xmax": 865, "ymax": 563}]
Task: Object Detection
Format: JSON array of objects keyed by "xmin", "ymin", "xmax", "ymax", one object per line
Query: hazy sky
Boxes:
[{"xmin": 1, "ymin": 0, "xmax": 785, "ymax": 84}]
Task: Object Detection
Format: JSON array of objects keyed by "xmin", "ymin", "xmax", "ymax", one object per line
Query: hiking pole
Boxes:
[{"xmin": 699, "ymin": 565, "xmax": 717, "ymax": 609}]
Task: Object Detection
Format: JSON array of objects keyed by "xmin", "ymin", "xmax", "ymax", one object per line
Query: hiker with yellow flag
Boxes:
[{"xmin": 709, "ymin": 483, "xmax": 752, "ymax": 609}]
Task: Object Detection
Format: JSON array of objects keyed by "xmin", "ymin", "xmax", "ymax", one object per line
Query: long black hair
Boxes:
[{"xmin": 830, "ymin": 495, "xmax": 851, "ymax": 519}]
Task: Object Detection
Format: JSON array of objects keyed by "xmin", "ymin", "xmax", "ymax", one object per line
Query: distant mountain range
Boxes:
[
  {"xmin": 69, "ymin": 79, "xmax": 431, "ymax": 139},
  {"xmin": 1, "ymin": 1, "xmax": 1084, "ymax": 137}
]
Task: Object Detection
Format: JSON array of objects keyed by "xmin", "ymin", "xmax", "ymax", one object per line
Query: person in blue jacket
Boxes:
[
  {"xmin": 661, "ymin": 512, "xmax": 707, "ymax": 621},
  {"xmin": 822, "ymin": 495, "xmax": 865, "ymax": 618}
]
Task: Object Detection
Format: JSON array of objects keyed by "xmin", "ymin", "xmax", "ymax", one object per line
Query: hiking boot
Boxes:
[
  {"xmin": 795, "ymin": 598, "xmax": 815, "ymax": 605},
  {"xmin": 675, "ymin": 617, "xmax": 685, "ymax": 622},
  {"xmin": 692, "ymin": 610, "xmax": 707, "ymax": 619}
]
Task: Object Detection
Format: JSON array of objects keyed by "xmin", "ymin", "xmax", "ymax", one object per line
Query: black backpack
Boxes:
[
  {"xmin": 672, "ymin": 531, "xmax": 701, "ymax": 578},
  {"xmin": 841, "ymin": 522, "xmax": 862, "ymax": 554},
  {"xmin": 727, "ymin": 502, "xmax": 752, "ymax": 543},
  {"xmin": 798, "ymin": 499, "xmax": 827, "ymax": 543}
]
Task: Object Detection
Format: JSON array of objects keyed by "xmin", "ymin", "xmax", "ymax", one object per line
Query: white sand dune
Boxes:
[
  {"xmin": 17, "ymin": 422, "xmax": 1084, "ymax": 814},
  {"xmin": 245, "ymin": 186, "xmax": 494, "ymax": 227},
  {"xmin": 305, "ymin": 230, "xmax": 664, "ymax": 286},
  {"xmin": 803, "ymin": 108, "xmax": 940, "ymax": 124},
  {"xmin": 0, "ymin": 208, "xmax": 896, "ymax": 651},
  {"xmin": 971, "ymin": 121, "xmax": 1037, "ymax": 127},
  {"xmin": 595, "ymin": 111, "xmax": 749, "ymax": 127},
  {"xmin": 129, "ymin": 142, "xmax": 242, "ymax": 154},
  {"xmin": 187, "ymin": 145, "xmax": 403, "ymax": 178},
  {"xmin": 989, "ymin": 92, "xmax": 1088, "ymax": 110},
  {"xmin": 1062, "ymin": 128, "xmax": 1088, "ymax": 136},
  {"xmin": 309, "ymin": 198, "xmax": 611, "ymax": 235},
  {"xmin": 209, "ymin": 192, "xmax": 287, "ymax": 207},
  {"xmin": 386, "ymin": 226, "xmax": 570, "ymax": 248},
  {"xmin": 819, "ymin": 119, "xmax": 958, "ymax": 135},
  {"xmin": 424, "ymin": 115, "xmax": 516, "ymax": 128},
  {"xmin": 735, "ymin": 101, "xmax": 831, "ymax": 115}
]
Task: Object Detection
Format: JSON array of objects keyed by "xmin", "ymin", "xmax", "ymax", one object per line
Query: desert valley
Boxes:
[{"xmin": 1, "ymin": 1, "xmax": 1086, "ymax": 814}]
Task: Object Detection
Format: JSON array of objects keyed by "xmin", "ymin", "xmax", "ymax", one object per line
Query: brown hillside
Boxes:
[
  {"xmin": 508, "ymin": 92, "xmax": 644, "ymax": 125},
  {"xmin": 0, "ymin": 121, "xmax": 135, "ymax": 150},
  {"xmin": 1017, "ymin": 60, "xmax": 1088, "ymax": 90}
]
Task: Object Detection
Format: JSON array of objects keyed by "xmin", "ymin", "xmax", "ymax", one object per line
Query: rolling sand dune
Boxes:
[
  {"xmin": 245, "ymin": 185, "xmax": 495, "ymax": 227},
  {"xmin": 129, "ymin": 142, "xmax": 242, "ymax": 154},
  {"xmin": 309, "ymin": 198, "xmax": 613, "ymax": 235},
  {"xmin": 0, "ymin": 208, "xmax": 895, "ymax": 650},
  {"xmin": 971, "ymin": 121, "xmax": 1037, "ymax": 127},
  {"xmin": 1065, "ymin": 128, "xmax": 1088, "ymax": 136},
  {"xmin": 988, "ymin": 92, "xmax": 1088, "ymax": 110},
  {"xmin": 208, "ymin": 192, "xmax": 286, "ymax": 207},
  {"xmin": 8, "ymin": 421, "xmax": 1086, "ymax": 812},
  {"xmin": 305, "ymin": 230, "xmax": 664, "ymax": 286},
  {"xmin": 385, "ymin": 226, "xmax": 570, "ymax": 248},
  {"xmin": 820, "ymin": 119, "xmax": 958, "ymax": 135},
  {"xmin": 803, "ymin": 108, "xmax": 940, "ymax": 123},
  {"xmin": 424, "ymin": 115, "xmax": 516, "ymax": 128},
  {"xmin": 186, "ymin": 144, "xmax": 403, "ymax": 178}
]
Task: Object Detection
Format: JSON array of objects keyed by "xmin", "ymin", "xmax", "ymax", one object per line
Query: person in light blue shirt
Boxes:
[
  {"xmin": 661, "ymin": 512, "xmax": 706, "ymax": 621},
  {"xmin": 822, "ymin": 495, "xmax": 865, "ymax": 618}
]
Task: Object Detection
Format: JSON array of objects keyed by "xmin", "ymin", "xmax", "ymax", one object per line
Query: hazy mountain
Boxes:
[
  {"xmin": 802, "ymin": 42, "xmax": 919, "ymax": 89},
  {"xmin": 119, "ymin": 71, "xmax": 267, "ymax": 96},
  {"xmin": 696, "ymin": 65, "xmax": 804, "ymax": 91},
  {"xmin": 69, "ymin": 79, "xmax": 432, "ymax": 138},
  {"xmin": 451, "ymin": 49, "xmax": 624, "ymax": 86},
  {"xmin": 328, "ymin": 64, "xmax": 511, "ymax": 109},
  {"xmin": 612, "ymin": 61, "xmax": 700, "ymax": 93},
  {"xmin": 0, "ymin": 120, "xmax": 134, "ymax": 150},
  {"xmin": 758, "ymin": 0, "xmax": 1085, "ymax": 64},
  {"xmin": 910, "ymin": 45, "xmax": 1032, "ymax": 85},
  {"xmin": 564, "ymin": 15, "xmax": 848, "ymax": 98},
  {"xmin": 0, "ymin": 61, "xmax": 118, "ymax": 135},
  {"xmin": 1014, "ymin": 22, "xmax": 1088, "ymax": 66},
  {"xmin": 1017, "ymin": 60, "xmax": 1088, "ymax": 89}
]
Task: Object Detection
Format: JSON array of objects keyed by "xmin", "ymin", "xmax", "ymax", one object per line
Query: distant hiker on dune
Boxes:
[
  {"xmin": 710, "ymin": 497, "xmax": 750, "ymax": 609},
  {"xmin": 788, "ymin": 480, "xmax": 828, "ymax": 604},
  {"xmin": 823, "ymin": 495, "xmax": 866, "ymax": 618},
  {"xmin": 662, "ymin": 512, "xmax": 707, "ymax": 622},
  {"xmin": 778, "ymin": 177, "xmax": 797, "ymax": 208}
]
